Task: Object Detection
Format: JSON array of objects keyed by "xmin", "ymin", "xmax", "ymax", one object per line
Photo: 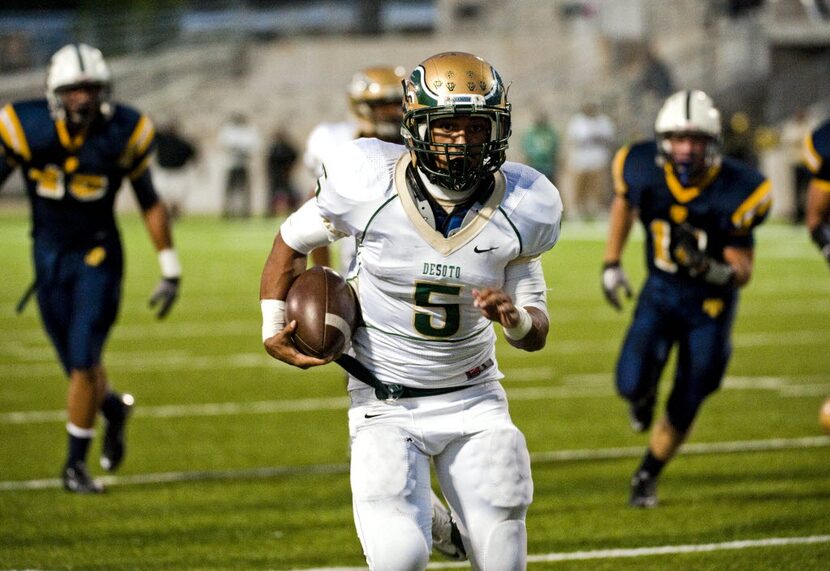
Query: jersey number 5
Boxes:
[{"xmin": 414, "ymin": 282, "xmax": 461, "ymax": 338}]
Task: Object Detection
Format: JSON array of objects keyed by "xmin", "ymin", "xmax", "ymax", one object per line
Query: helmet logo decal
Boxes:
[
  {"xmin": 467, "ymin": 82, "xmax": 476, "ymax": 91},
  {"xmin": 479, "ymin": 82, "xmax": 487, "ymax": 91},
  {"xmin": 433, "ymin": 80, "xmax": 443, "ymax": 90},
  {"xmin": 447, "ymin": 82, "xmax": 456, "ymax": 91}
]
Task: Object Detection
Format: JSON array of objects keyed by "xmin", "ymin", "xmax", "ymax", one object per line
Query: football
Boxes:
[
  {"xmin": 820, "ymin": 397, "xmax": 830, "ymax": 434},
  {"xmin": 284, "ymin": 266, "xmax": 358, "ymax": 359}
]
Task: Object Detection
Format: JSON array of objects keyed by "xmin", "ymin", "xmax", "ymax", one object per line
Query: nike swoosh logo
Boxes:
[
  {"xmin": 474, "ymin": 246, "xmax": 498, "ymax": 253},
  {"xmin": 364, "ymin": 413, "xmax": 384, "ymax": 419}
]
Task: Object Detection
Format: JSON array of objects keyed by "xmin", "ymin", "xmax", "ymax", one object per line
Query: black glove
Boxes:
[
  {"xmin": 671, "ymin": 222, "xmax": 707, "ymax": 276},
  {"xmin": 601, "ymin": 261, "xmax": 633, "ymax": 311},
  {"xmin": 811, "ymin": 223, "xmax": 830, "ymax": 268},
  {"xmin": 149, "ymin": 277, "xmax": 180, "ymax": 319}
]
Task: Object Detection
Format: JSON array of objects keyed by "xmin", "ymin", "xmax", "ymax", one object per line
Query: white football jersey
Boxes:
[
  {"xmin": 312, "ymin": 138, "xmax": 563, "ymax": 390},
  {"xmin": 303, "ymin": 120, "xmax": 362, "ymax": 272},
  {"xmin": 303, "ymin": 120, "xmax": 360, "ymax": 179}
]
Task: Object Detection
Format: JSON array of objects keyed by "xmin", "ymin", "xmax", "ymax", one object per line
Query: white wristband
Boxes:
[
  {"xmin": 158, "ymin": 248, "xmax": 182, "ymax": 279},
  {"xmin": 503, "ymin": 307, "xmax": 532, "ymax": 340},
  {"xmin": 261, "ymin": 299, "xmax": 285, "ymax": 342}
]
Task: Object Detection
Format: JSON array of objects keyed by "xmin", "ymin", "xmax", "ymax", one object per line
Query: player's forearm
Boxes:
[
  {"xmin": 142, "ymin": 201, "xmax": 173, "ymax": 251},
  {"xmin": 505, "ymin": 307, "xmax": 548, "ymax": 352},
  {"xmin": 722, "ymin": 247, "xmax": 753, "ymax": 288},
  {"xmin": 604, "ymin": 196, "xmax": 634, "ymax": 263},
  {"xmin": 259, "ymin": 233, "xmax": 307, "ymax": 301},
  {"xmin": 806, "ymin": 183, "xmax": 830, "ymax": 232}
]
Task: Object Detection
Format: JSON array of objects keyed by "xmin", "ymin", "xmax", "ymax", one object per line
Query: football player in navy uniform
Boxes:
[
  {"xmin": 601, "ymin": 90, "xmax": 771, "ymax": 507},
  {"xmin": 0, "ymin": 44, "xmax": 182, "ymax": 493},
  {"xmin": 802, "ymin": 118, "xmax": 830, "ymax": 266}
]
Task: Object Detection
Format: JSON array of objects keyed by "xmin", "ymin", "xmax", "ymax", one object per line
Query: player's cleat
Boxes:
[
  {"xmin": 628, "ymin": 393, "xmax": 656, "ymax": 433},
  {"xmin": 431, "ymin": 492, "xmax": 467, "ymax": 561},
  {"xmin": 62, "ymin": 461, "xmax": 104, "ymax": 494},
  {"xmin": 629, "ymin": 470, "xmax": 658, "ymax": 508},
  {"xmin": 100, "ymin": 393, "xmax": 134, "ymax": 472}
]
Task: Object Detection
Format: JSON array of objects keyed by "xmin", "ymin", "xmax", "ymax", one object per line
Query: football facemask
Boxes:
[
  {"xmin": 655, "ymin": 90, "xmax": 721, "ymax": 186},
  {"xmin": 402, "ymin": 52, "xmax": 511, "ymax": 192}
]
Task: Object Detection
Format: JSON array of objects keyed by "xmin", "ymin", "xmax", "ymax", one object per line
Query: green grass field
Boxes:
[{"xmin": 0, "ymin": 211, "xmax": 828, "ymax": 570}]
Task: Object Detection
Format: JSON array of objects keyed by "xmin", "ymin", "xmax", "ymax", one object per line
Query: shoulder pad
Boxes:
[{"xmin": 500, "ymin": 161, "xmax": 563, "ymax": 256}]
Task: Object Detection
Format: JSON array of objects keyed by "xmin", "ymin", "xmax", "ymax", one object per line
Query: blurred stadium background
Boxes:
[
  {"xmin": 2, "ymin": 0, "xmax": 830, "ymax": 218},
  {"xmin": 1, "ymin": 1, "xmax": 830, "ymax": 569}
]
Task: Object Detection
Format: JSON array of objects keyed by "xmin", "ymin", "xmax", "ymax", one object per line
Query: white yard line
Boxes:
[
  {"xmin": 1, "ymin": 436, "xmax": 827, "ymax": 492},
  {"xmin": 292, "ymin": 535, "xmax": 830, "ymax": 570},
  {"xmin": 2, "ymin": 326, "xmax": 828, "ymax": 378},
  {"xmin": 2, "ymin": 373, "xmax": 827, "ymax": 425}
]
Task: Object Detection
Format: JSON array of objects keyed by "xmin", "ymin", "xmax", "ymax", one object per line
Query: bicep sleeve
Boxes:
[
  {"xmin": 504, "ymin": 256, "xmax": 549, "ymax": 319},
  {"xmin": 130, "ymin": 169, "xmax": 160, "ymax": 211}
]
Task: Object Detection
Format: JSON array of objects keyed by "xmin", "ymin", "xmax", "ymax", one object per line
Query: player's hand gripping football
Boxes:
[
  {"xmin": 262, "ymin": 321, "xmax": 332, "ymax": 369},
  {"xmin": 671, "ymin": 223, "xmax": 708, "ymax": 276},
  {"xmin": 149, "ymin": 277, "xmax": 180, "ymax": 319},
  {"xmin": 601, "ymin": 262, "xmax": 632, "ymax": 311}
]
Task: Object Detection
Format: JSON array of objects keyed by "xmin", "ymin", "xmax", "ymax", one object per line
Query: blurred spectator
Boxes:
[
  {"xmin": 565, "ymin": 102, "xmax": 615, "ymax": 220},
  {"xmin": 521, "ymin": 113, "xmax": 560, "ymax": 184},
  {"xmin": 780, "ymin": 108, "xmax": 816, "ymax": 222},
  {"xmin": 218, "ymin": 113, "xmax": 261, "ymax": 218},
  {"xmin": 0, "ymin": 32, "xmax": 33, "ymax": 72},
  {"xmin": 266, "ymin": 127, "xmax": 299, "ymax": 218},
  {"xmin": 154, "ymin": 121, "xmax": 198, "ymax": 220},
  {"xmin": 639, "ymin": 49, "xmax": 675, "ymax": 99}
]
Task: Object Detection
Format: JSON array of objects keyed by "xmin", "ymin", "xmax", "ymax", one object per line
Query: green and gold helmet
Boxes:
[
  {"xmin": 348, "ymin": 65, "xmax": 407, "ymax": 141},
  {"xmin": 402, "ymin": 52, "xmax": 511, "ymax": 191}
]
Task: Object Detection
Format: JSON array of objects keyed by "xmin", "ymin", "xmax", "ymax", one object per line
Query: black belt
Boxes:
[{"xmin": 335, "ymin": 354, "xmax": 469, "ymax": 401}]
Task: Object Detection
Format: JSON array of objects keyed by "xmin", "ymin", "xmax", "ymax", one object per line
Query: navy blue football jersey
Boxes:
[
  {"xmin": 612, "ymin": 141, "xmax": 771, "ymax": 289},
  {"xmin": 0, "ymin": 99, "xmax": 159, "ymax": 247},
  {"xmin": 804, "ymin": 119, "xmax": 830, "ymax": 187}
]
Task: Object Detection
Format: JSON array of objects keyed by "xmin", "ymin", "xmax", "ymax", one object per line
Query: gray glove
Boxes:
[
  {"xmin": 601, "ymin": 261, "xmax": 632, "ymax": 311},
  {"xmin": 149, "ymin": 277, "xmax": 180, "ymax": 319}
]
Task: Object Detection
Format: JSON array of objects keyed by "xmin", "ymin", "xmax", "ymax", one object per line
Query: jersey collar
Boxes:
[
  {"xmin": 55, "ymin": 119, "xmax": 87, "ymax": 153},
  {"xmin": 663, "ymin": 162, "xmax": 721, "ymax": 203},
  {"xmin": 395, "ymin": 155, "xmax": 505, "ymax": 256}
]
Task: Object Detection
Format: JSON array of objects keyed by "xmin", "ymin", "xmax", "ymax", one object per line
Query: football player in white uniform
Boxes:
[
  {"xmin": 304, "ymin": 63, "xmax": 466, "ymax": 561},
  {"xmin": 261, "ymin": 52, "xmax": 563, "ymax": 570}
]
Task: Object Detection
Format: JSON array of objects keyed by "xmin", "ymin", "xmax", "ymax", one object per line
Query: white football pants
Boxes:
[{"xmin": 348, "ymin": 381, "xmax": 533, "ymax": 571}]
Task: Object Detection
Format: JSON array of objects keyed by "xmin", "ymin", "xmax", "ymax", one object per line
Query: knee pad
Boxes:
[
  {"xmin": 351, "ymin": 427, "xmax": 430, "ymax": 571},
  {"xmin": 363, "ymin": 514, "xmax": 430, "ymax": 571},
  {"xmin": 477, "ymin": 427, "xmax": 533, "ymax": 509},
  {"xmin": 483, "ymin": 520, "xmax": 527, "ymax": 571}
]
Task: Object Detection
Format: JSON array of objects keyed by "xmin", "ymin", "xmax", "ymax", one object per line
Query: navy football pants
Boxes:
[
  {"xmin": 615, "ymin": 276, "xmax": 737, "ymax": 432},
  {"xmin": 34, "ymin": 240, "xmax": 123, "ymax": 375}
]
